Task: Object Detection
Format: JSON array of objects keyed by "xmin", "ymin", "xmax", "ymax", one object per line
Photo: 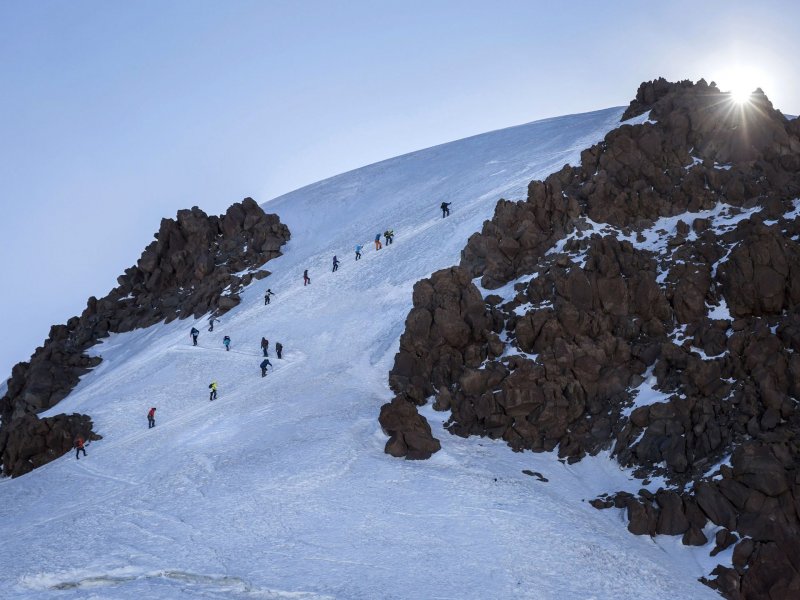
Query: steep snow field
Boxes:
[{"xmin": 0, "ymin": 108, "xmax": 719, "ymax": 599}]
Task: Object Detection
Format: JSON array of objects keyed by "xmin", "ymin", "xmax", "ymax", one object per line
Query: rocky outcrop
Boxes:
[
  {"xmin": 1, "ymin": 198, "xmax": 289, "ymax": 477},
  {"xmin": 0, "ymin": 413, "xmax": 101, "ymax": 475},
  {"xmin": 623, "ymin": 77, "xmax": 800, "ymax": 165},
  {"xmin": 389, "ymin": 237, "xmax": 675, "ymax": 462},
  {"xmin": 114, "ymin": 198, "xmax": 288, "ymax": 327},
  {"xmin": 389, "ymin": 267, "xmax": 494, "ymax": 406},
  {"xmin": 460, "ymin": 171, "xmax": 581, "ymax": 288},
  {"xmin": 602, "ymin": 442, "xmax": 800, "ymax": 597},
  {"xmin": 379, "ymin": 267, "xmax": 492, "ymax": 458},
  {"xmin": 718, "ymin": 227, "xmax": 800, "ymax": 318},
  {"xmin": 381, "ymin": 78, "xmax": 800, "ymax": 598}
]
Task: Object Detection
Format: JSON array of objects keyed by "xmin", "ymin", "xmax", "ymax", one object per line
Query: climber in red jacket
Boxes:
[{"xmin": 75, "ymin": 436, "xmax": 87, "ymax": 460}]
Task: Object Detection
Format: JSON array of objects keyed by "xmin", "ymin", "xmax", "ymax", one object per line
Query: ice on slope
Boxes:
[{"xmin": 0, "ymin": 107, "xmax": 718, "ymax": 599}]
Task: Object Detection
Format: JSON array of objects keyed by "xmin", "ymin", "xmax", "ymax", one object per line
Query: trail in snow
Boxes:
[{"xmin": 0, "ymin": 107, "xmax": 718, "ymax": 599}]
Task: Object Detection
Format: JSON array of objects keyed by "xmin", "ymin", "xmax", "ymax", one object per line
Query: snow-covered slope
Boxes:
[{"xmin": 0, "ymin": 108, "xmax": 718, "ymax": 599}]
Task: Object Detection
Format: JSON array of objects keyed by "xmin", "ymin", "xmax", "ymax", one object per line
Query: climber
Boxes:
[
  {"xmin": 303, "ymin": 270, "xmax": 311, "ymax": 286},
  {"xmin": 209, "ymin": 381, "xmax": 218, "ymax": 401},
  {"xmin": 260, "ymin": 358, "xmax": 272, "ymax": 377},
  {"xmin": 384, "ymin": 229, "xmax": 394, "ymax": 245},
  {"xmin": 75, "ymin": 436, "xmax": 87, "ymax": 460},
  {"xmin": 264, "ymin": 289, "xmax": 275, "ymax": 305},
  {"xmin": 261, "ymin": 337, "xmax": 269, "ymax": 357},
  {"xmin": 355, "ymin": 244, "xmax": 363, "ymax": 260},
  {"xmin": 333, "ymin": 255, "xmax": 340, "ymax": 272},
  {"xmin": 374, "ymin": 233, "xmax": 382, "ymax": 250},
  {"xmin": 208, "ymin": 317, "xmax": 219, "ymax": 332},
  {"xmin": 223, "ymin": 335, "xmax": 231, "ymax": 351},
  {"xmin": 275, "ymin": 341, "xmax": 283, "ymax": 359},
  {"xmin": 147, "ymin": 407, "xmax": 156, "ymax": 429},
  {"xmin": 441, "ymin": 202, "xmax": 451, "ymax": 218},
  {"xmin": 190, "ymin": 326, "xmax": 199, "ymax": 346}
]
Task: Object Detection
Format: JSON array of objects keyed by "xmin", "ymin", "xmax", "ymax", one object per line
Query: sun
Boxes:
[
  {"xmin": 715, "ymin": 66, "xmax": 763, "ymax": 104},
  {"xmin": 729, "ymin": 84, "xmax": 754, "ymax": 104}
]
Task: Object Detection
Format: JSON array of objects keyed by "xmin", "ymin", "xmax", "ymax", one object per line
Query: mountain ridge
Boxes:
[
  {"xmin": 0, "ymin": 82, "xmax": 779, "ymax": 598},
  {"xmin": 382, "ymin": 77, "xmax": 800, "ymax": 598}
]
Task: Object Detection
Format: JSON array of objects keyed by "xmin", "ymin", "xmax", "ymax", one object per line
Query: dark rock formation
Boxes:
[
  {"xmin": 0, "ymin": 414, "xmax": 100, "ymax": 477},
  {"xmin": 379, "ymin": 267, "xmax": 492, "ymax": 457},
  {"xmin": 381, "ymin": 78, "xmax": 800, "ymax": 598},
  {"xmin": 379, "ymin": 397, "xmax": 441, "ymax": 460},
  {"xmin": 1, "ymin": 198, "xmax": 289, "ymax": 477}
]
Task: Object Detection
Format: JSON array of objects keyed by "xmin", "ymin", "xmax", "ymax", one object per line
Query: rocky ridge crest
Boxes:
[
  {"xmin": 380, "ymin": 78, "xmax": 800, "ymax": 598},
  {"xmin": 1, "ymin": 197, "xmax": 289, "ymax": 477}
]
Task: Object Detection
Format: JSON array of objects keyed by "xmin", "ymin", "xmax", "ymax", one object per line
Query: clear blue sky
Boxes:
[{"xmin": 1, "ymin": 0, "xmax": 798, "ymax": 382}]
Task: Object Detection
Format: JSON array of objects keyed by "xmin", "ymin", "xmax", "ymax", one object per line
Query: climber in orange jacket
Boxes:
[{"xmin": 75, "ymin": 436, "xmax": 87, "ymax": 460}]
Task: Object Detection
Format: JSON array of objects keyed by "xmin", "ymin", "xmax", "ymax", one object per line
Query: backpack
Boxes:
[{"xmin": 208, "ymin": 383, "xmax": 213, "ymax": 389}]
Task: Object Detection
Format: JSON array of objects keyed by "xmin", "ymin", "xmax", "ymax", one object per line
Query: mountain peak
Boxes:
[{"xmin": 383, "ymin": 77, "xmax": 800, "ymax": 597}]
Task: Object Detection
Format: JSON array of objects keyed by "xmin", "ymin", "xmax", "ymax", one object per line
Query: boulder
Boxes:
[
  {"xmin": 626, "ymin": 497, "xmax": 658, "ymax": 536},
  {"xmin": 655, "ymin": 490, "xmax": 690, "ymax": 535},
  {"xmin": 682, "ymin": 526, "xmax": 708, "ymax": 546},
  {"xmin": 711, "ymin": 529, "xmax": 738, "ymax": 556},
  {"xmin": 732, "ymin": 444, "xmax": 789, "ymax": 497},
  {"xmin": 695, "ymin": 482, "xmax": 738, "ymax": 530},
  {"xmin": 378, "ymin": 398, "xmax": 441, "ymax": 460}
]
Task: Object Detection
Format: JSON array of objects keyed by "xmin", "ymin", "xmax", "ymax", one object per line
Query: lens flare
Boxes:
[
  {"xmin": 715, "ymin": 66, "xmax": 763, "ymax": 105},
  {"xmin": 730, "ymin": 85, "xmax": 753, "ymax": 104}
]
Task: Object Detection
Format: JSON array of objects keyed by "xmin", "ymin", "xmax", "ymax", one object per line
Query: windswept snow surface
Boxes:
[{"xmin": 0, "ymin": 108, "xmax": 717, "ymax": 599}]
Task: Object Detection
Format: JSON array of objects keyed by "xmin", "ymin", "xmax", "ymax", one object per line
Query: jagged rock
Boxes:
[
  {"xmin": 732, "ymin": 444, "xmax": 789, "ymax": 497},
  {"xmin": 383, "ymin": 266, "xmax": 493, "ymax": 446},
  {"xmin": 218, "ymin": 295, "xmax": 241, "ymax": 310},
  {"xmin": 461, "ymin": 172, "xmax": 580, "ymax": 287},
  {"xmin": 695, "ymin": 482, "xmax": 738, "ymax": 530},
  {"xmin": 622, "ymin": 77, "xmax": 685, "ymax": 120},
  {"xmin": 1, "ymin": 198, "xmax": 290, "ymax": 477},
  {"xmin": 378, "ymin": 398, "xmax": 441, "ymax": 460},
  {"xmin": 733, "ymin": 538, "xmax": 755, "ymax": 571},
  {"xmin": 711, "ymin": 529, "xmax": 738, "ymax": 556},
  {"xmin": 683, "ymin": 497, "xmax": 709, "ymax": 530},
  {"xmin": 655, "ymin": 489, "xmax": 690, "ymax": 535},
  {"xmin": 626, "ymin": 497, "xmax": 658, "ymax": 536},
  {"xmin": 612, "ymin": 491, "xmax": 634, "ymax": 509},
  {"xmin": 719, "ymin": 229, "xmax": 800, "ymax": 318},
  {"xmin": 740, "ymin": 537, "xmax": 800, "ymax": 599},
  {"xmin": 590, "ymin": 497, "xmax": 614, "ymax": 509},
  {"xmin": 707, "ymin": 565, "xmax": 741, "ymax": 598},
  {"xmin": 682, "ymin": 526, "xmax": 708, "ymax": 546},
  {"xmin": 624, "ymin": 78, "xmax": 800, "ymax": 163}
]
